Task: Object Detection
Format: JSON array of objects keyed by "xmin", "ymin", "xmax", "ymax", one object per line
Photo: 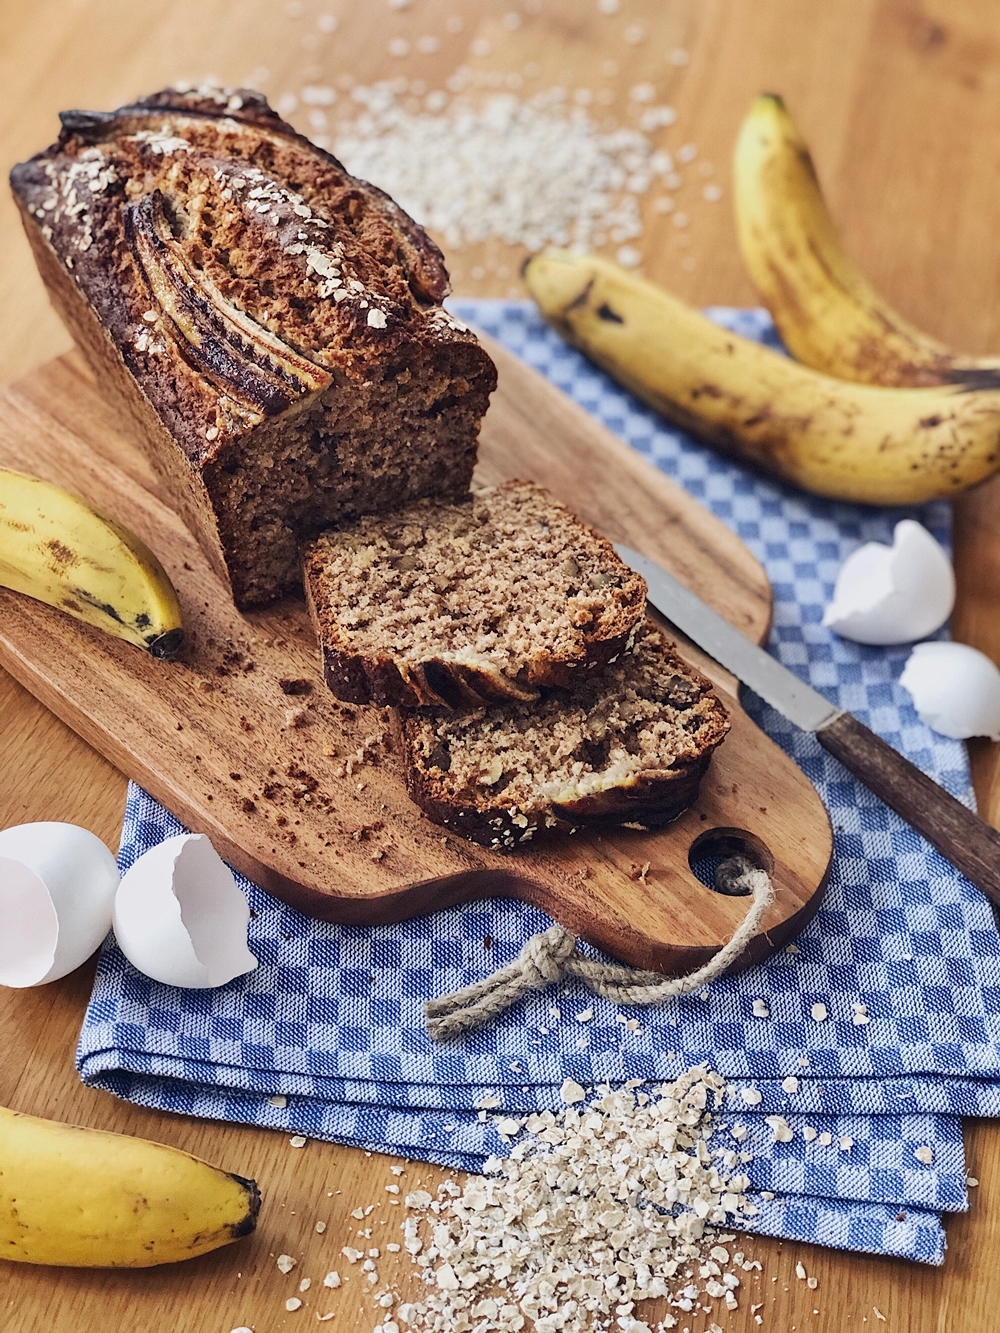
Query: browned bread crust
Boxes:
[
  {"xmin": 396, "ymin": 620, "xmax": 730, "ymax": 848},
  {"xmin": 303, "ymin": 480, "xmax": 648, "ymax": 708},
  {"xmin": 10, "ymin": 85, "xmax": 497, "ymax": 607}
]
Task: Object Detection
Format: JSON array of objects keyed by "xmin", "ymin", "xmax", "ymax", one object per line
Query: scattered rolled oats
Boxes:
[
  {"xmin": 810, "ymin": 1003, "xmax": 828, "ymax": 1022},
  {"xmin": 751, "ymin": 998, "xmax": 770, "ymax": 1019},
  {"xmin": 559, "ymin": 1077, "xmax": 586, "ymax": 1105},
  {"xmin": 377, "ymin": 1068, "xmax": 759, "ymax": 1333},
  {"xmin": 332, "ymin": 83, "xmax": 692, "ymax": 258},
  {"xmin": 766, "ymin": 1115, "xmax": 794, "ymax": 1143},
  {"xmin": 781, "ymin": 1076, "xmax": 800, "ymax": 1095},
  {"xmin": 915, "ymin": 1145, "xmax": 934, "ymax": 1165},
  {"xmin": 277, "ymin": 1253, "xmax": 297, "ymax": 1273},
  {"xmin": 290, "ymin": 1134, "xmax": 308, "ymax": 1148},
  {"xmin": 323, "ymin": 1271, "xmax": 341, "ymax": 1288},
  {"xmin": 286, "ymin": 1296, "xmax": 304, "ymax": 1312}
]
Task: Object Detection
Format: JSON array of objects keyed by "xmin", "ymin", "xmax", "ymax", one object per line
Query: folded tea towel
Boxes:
[{"xmin": 77, "ymin": 305, "xmax": 1000, "ymax": 1267}]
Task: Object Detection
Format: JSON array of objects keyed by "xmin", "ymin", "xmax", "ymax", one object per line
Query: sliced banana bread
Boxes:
[
  {"xmin": 10, "ymin": 85, "xmax": 496, "ymax": 607},
  {"xmin": 303, "ymin": 479, "xmax": 648, "ymax": 708},
  {"xmin": 395, "ymin": 619, "xmax": 730, "ymax": 847}
]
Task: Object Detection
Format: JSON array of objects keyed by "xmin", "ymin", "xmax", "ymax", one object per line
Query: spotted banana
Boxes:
[
  {"xmin": 523, "ymin": 250, "xmax": 1000, "ymax": 504},
  {"xmin": 0, "ymin": 468, "xmax": 183, "ymax": 656},
  {"xmin": 733, "ymin": 93, "xmax": 1000, "ymax": 390},
  {"xmin": 0, "ymin": 1105, "xmax": 259, "ymax": 1266}
]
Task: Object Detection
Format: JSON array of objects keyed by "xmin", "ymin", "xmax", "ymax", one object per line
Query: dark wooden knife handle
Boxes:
[{"xmin": 817, "ymin": 711, "xmax": 1000, "ymax": 906}]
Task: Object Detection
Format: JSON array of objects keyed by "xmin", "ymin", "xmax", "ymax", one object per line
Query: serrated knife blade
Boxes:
[{"xmin": 615, "ymin": 543, "xmax": 1000, "ymax": 904}]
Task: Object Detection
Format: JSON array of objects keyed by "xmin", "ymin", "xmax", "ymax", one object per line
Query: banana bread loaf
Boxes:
[
  {"xmin": 10, "ymin": 85, "xmax": 497, "ymax": 607},
  {"xmin": 396, "ymin": 619, "xmax": 730, "ymax": 847},
  {"xmin": 303, "ymin": 479, "xmax": 648, "ymax": 708}
]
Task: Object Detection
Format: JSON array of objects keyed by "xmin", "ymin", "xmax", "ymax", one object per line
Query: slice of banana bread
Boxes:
[
  {"xmin": 396, "ymin": 619, "xmax": 730, "ymax": 847},
  {"xmin": 303, "ymin": 479, "xmax": 648, "ymax": 708},
  {"xmin": 10, "ymin": 85, "xmax": 496, "ymax": 607}
]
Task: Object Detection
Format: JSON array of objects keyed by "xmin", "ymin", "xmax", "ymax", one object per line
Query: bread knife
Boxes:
[{"xmin": 615, "ymin": 544, "xmax": 1000, "ymax": 905}]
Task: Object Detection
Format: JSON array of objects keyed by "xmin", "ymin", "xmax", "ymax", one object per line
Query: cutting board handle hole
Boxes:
[{"xmin": 688, "ymin": 828, "xmax": 774, "ymax": 895}]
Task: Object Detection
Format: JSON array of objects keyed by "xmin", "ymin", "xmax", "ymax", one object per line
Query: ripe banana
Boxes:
[
  {"xmin": 0, "ymin": 1105, "xmax": 260, "ymax": 1267},
  {"xmin": 733, "ymin": 93, "xmax": 1000, "ymax": 389},
  {"xmin": 0, "ymin": 468, "xmax": 183, "ymax": 656},
  {"xmin": 522, "ymin": 250, "xmax": 1000, "ymax": 505}
]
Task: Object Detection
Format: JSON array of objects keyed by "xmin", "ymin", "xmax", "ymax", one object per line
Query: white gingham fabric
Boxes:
[{"xmin": 77, "ymin": 305, "xmax": 1000, "ymax": 1266}]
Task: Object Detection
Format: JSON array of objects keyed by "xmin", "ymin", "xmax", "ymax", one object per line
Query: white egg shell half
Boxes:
[
  {"xmin": 822, "ymin": 520, "xmax": 955, "ymax": 645},
  {"xmin": 900, "ymin": 642, "xmax": 1000, "ymax": 741},
  {"xmin": 0, "ymin": 823, "xmax": 119, "ymax": 987},
  {"xmin": 113, "ymin": 833, "xmax": 258, "ymax": 988}
]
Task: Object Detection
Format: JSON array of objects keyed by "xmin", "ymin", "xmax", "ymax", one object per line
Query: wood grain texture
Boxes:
[
  {"xmin": 817, "ymin": 711, "xmax": 1000, "ymax": 904},
  {"xmin": 2, "ymin": 2, "xmax": 1000, "ymax": 1331},
  {"xmin": 0, "ymin": 347, "xmax": 832, "ymax": 971}
]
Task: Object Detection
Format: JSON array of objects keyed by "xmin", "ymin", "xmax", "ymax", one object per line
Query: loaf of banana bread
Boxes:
[
  {"xmin": 10, "ymin": 85, "xmax": 497, "ymax": 606},
  {"xmin": 396, "ymin": 619, "xmax": 731, "ymax": 848},
  {"xmin": 303, "ymin": 479, "xmax": 648, "ymax": 708}
]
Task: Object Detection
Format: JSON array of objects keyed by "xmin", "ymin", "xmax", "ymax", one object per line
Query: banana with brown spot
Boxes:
[
  {"xmin": 0, "ymin": 468, "xmax": 183, "ymax": 656},
  {"xmin": 0, "ymin": 1105, "xmax": 260, "ymax": 1267},
  {"xmin": 733, "ymin": 93, "xmax": 1000, "ymax": 390},
  {"xmin": 523, "ymin": 250, "xmax": 1000, "ymax": 505}
]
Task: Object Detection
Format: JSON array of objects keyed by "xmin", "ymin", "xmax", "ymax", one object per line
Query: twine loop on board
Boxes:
[{"xmin": 424, "ymin": 855, "xmax": 774, "ymax": 1040}]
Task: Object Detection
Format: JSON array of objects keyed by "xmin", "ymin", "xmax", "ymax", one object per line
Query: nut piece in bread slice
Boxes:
[
  {"xmin": 303, "ymin": 479, "xmax": 648, "ymax": 708},
  {"xmin": 396, "ymin": 619, "xmax": 730, "ymax": 848},
  {"xmin": 10, "ymin": 85, "xmax": 496, "ymax": 608}
]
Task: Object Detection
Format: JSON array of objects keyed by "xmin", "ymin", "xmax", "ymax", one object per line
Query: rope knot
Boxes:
[
  {"xmin": 519, "ymin": 925, "xmax": 577, "ymax": 987},
  {"xmin": 424, "ymin": 856, "xmax": 775, "ymax": 1040}
]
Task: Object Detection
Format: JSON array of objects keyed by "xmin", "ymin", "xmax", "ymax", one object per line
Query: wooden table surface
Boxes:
[{"xmin": 2, "ymin": 2, "xmax": 999, "ymax": 1330}]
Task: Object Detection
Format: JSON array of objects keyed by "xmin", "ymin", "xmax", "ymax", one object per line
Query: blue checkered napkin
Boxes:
[{"xmin": 77, "ymin": 305, "xmax": 1000, "ymax": 1268}]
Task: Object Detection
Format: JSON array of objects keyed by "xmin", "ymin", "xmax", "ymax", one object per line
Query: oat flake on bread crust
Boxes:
[{"xmin": 10, "ymin": 84, "xmax": 497, "ymax": 607}]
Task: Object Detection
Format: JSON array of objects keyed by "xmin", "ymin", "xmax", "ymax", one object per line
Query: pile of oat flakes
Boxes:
[{"xmin": 258, "ymin": 1067, "xmax": 774, "ymax": 1333}]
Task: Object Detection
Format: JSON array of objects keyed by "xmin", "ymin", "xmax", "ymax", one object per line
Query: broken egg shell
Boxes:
[
  {"xmin": 822, "ymin": 520, "xmax": 955, "ymax": 646},
  {"xmin": 0, "ymin": 823, "xmax": 119, "ymax": 988},
  {"xmin": 113, "ymin": 833, "xmax": 258, "ymax": 988},
  {"xmin": 900, "ymin": 641, "xmax": 1000, "ymax": 741}
]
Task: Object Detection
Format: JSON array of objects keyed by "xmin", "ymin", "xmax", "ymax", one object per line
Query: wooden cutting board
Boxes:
[{"xmin": 0, "ymin": 335, "xmax": 832, "ymax": 974}]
